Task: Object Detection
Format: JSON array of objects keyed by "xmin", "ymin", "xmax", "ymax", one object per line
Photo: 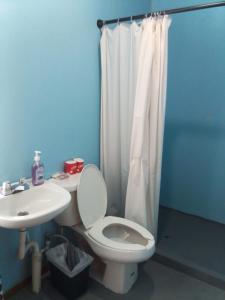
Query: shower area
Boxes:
[
  {"xmin": 98, "ymin": 0, "xmax": 225, "ymax": 290},
  {"xmin": 151, "ymin": 0, "xmax": 225, "ymax": 289}
]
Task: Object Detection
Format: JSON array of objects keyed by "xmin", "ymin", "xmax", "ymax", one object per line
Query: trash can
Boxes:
[{"xmin": 46, "ymin": 243, "xmax": 93, "ymax": 299}]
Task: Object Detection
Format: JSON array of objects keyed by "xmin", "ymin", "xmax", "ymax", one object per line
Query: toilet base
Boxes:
[{"xmin": 91, "ymin": 260, "xmax": 138, "ymax": 294}]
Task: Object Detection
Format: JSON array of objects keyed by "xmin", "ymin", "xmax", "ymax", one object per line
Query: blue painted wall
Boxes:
[
  {"xmin": 150, "ymin": 0, "xmax": 225, "ymax": 224},
  {"xmin": 0, "ymin": 0, "xmax": 150, "ymax": 291}
]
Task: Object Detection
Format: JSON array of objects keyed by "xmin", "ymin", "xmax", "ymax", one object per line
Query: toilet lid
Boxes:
[{"xmin": 77, "ymin": 165, "xmax": 107, "ymax": 229}]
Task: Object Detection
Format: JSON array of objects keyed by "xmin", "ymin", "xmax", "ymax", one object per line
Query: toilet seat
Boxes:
[
  {"xmin": 77, "ymin": 165, "xmax": 155, "ymax": 256},
  {"xmin": 88, "ymin": 216, "xmax": 154, "ymax": 251}
]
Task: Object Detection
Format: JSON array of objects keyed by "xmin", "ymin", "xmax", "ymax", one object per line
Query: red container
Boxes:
[
  {"xmin": 73, "ymin": 158, "xmax": 84, "ymax": 173},
  {"xmin": 64, "ymin": 158, "xmax": 84, "ymax": 175},
  {"xmin": 64, "ymin": 160, "xmax": 77, "ymax": 175}
]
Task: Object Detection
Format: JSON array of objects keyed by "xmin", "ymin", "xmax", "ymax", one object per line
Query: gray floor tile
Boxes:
[
  {"xmin": 9, "ymin": 260, "xmax": 225, "ymax": 300},
  {"xmin": 157, "ymin": 206, "xmax": 225, "ymax": 279},
  {"xmin": 8, "ymin": 206, "xmax": 225, "ymax": 300}
]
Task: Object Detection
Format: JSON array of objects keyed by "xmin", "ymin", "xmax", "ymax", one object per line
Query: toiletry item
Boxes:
[
  {"xmin": 52, "ymin": 172, "xmax": 69, "ymax": 180},
  {"xmin": 64, "ymin": 160, "xmax": 77, "ymax": 174},
  {"xmin": 32, "ymin": 151, "xmax": 44, "ymax": 186}
]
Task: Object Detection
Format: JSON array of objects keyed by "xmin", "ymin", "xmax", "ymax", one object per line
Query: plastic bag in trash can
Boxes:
[
  {"xmin": 46, "ymin": 243, "xmax": 93, "ymax": 278},
  {"xmin": 66, "ymin": 243, "xmax": 80, "ymax": 271}
]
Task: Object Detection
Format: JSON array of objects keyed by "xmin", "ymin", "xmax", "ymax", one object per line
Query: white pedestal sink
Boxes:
[
  {"xmin": 0, "ymin": 181, "xmax": 71, "ymax": 293},
  {"xmin": 0, "ymin": 182, "xmax": 71, "ymax": 229}
]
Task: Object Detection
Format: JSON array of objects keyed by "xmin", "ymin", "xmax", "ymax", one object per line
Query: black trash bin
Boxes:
[{"xmin": 46, "ymin": 243, "xmax": 93, "ymax": 299}]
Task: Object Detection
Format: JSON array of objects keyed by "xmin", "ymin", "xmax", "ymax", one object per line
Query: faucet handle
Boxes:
[
  {"xmin": 1, "ymin": 181, "xmax": 12, "ymax": 196},
  {"xmin": 19, "ymin": 177, "xmax": 26, "ymax": 185}
]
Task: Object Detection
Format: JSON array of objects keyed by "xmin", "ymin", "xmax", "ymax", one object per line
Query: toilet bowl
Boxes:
[
  {"xmin": 54, "ymin": 165, "xmax": 155, "ymax": 294},
  {"xmin": 85, "ymin": 216, "xmax": 155, "ymax": 263}
]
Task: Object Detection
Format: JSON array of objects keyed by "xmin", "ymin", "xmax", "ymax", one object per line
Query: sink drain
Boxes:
[{"xmin": 17, "ymin": 211, "xmax": 29, "ymax": 216}]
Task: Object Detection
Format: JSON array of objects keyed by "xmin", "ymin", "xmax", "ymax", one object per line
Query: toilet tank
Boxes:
[
  {"xmin": 55, "ymin": 191, "xmax": 81, "ymax": 226},
  {"xmin": 50, "ymin": 174, "xmax": 81, "ymax": 226}
]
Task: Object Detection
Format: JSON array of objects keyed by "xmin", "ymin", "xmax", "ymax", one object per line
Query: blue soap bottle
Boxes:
[{"xmin": 32, "ymin": 151, "xmax": 44, "ymax": 186}]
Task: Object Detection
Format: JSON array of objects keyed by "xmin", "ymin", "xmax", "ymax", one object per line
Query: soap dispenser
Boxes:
[{"xmin": 32, "ymin": 151, "xmax": 44, "ymax": 186}]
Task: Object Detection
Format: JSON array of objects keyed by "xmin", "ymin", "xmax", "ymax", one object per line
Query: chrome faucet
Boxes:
[{"xmin": 1, "ymin": 178, "xmax": 29, "ymax": 196}]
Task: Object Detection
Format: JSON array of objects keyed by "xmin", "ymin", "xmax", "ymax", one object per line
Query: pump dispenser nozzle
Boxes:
[{"xmin": 34, "ymin": 151, "xmax": 41, "ymax": 162}]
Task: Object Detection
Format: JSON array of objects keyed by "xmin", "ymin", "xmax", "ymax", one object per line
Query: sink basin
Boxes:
[{"xmin": 0, "ymin": 182, "xmax": 71, "ymax": 229}]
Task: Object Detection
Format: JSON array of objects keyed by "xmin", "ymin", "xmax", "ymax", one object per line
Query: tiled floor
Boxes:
[
  {"xmin": 7, "ymin": 206, "xmax": 225, "ymax": 299},
  {"xmin": 157, "ymin": 206, "xmax": 225, "ymax": 285},
  {"xmin": 9, "ymin": 260, "xmax": 225, "ymax": 300}
]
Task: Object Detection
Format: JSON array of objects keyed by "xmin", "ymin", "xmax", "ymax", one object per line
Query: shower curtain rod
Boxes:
[{"xmin": 97, "ymin": 0, "xmax": 225, "ymax": 28}]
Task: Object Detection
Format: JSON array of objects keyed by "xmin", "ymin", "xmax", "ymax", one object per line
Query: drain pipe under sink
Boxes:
[{"xmin": 18, "ymin": 228, "xmax": 42, "ymax": 294}]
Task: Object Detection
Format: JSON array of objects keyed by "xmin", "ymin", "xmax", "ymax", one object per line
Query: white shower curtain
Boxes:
[
  {"xmin": 126, "ymin": 17, "xmax": 171, "ymax": 237},
  {"xmin": 100, "ymin": 16, "xmax": 171, "ymax": 237},
  {"xmin": 100, "ymin": 23, "xmax": 142, "ymax": 216}
]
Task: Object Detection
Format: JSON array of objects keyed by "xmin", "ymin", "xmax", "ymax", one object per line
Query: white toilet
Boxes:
[{"xmin": 54, "ymin": 164, "xmax": 155, "ymax": 294}]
